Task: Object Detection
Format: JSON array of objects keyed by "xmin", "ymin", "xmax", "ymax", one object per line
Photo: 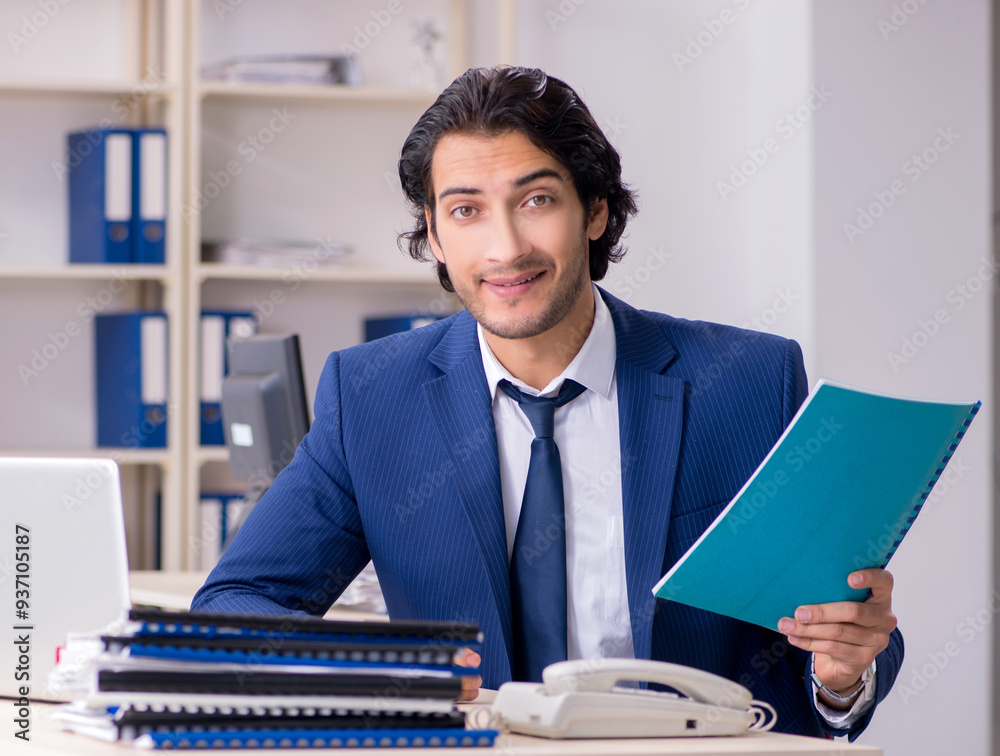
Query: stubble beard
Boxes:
[{"xmin": 451, "ymin": 239, "xmax": 591, "ymax": 341}]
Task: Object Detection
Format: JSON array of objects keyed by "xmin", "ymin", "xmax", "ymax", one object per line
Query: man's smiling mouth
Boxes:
[{"xmin": 495, "ymin": 272, "xmax": 542, "ymax": 287}]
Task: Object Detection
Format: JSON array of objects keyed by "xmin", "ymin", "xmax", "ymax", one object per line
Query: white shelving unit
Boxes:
[
  {"xmin": 0, "ymin": 0, "xmax": 186, "ymax": 570},
  {"xmin": 178, "ymin": 0, "xmax": 523, "ymax": 570},
  {"xmin": 0, "ymin": 0, "xmax": 516, "ymax": 571}
]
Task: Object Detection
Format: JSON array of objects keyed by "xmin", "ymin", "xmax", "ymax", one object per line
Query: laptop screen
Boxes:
[{"xmin": 0, "ymin": 457, "xmax": 131, "ymax": 701}]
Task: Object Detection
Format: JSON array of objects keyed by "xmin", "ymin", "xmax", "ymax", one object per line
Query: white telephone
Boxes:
[{"xmin": 490, "ymin": 659, "xmax": 776, "ymax": 739}]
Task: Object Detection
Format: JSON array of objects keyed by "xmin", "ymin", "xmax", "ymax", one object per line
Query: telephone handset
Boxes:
[{"xmin": 490, "ymin": 658, "xmax": 777, "ymax": 739}]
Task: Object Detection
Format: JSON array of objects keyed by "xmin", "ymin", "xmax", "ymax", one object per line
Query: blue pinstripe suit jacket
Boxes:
[{"xmin": 193, "ymin": 287, "xmax": 903, "ymax": 741}]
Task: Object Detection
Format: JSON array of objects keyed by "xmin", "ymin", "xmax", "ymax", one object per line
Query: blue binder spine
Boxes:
[
  {"xmin": 136, "ymin": 728, "xmax": 498, "ymax": 750},
  {"xmin": 200, "ymin": 312, "xmax": 255, "ymax": 445},
  {"xmin": 68, "ymin": 128, "xmax": 134, "ymax": 263},
  {"xmin": 133, "ymin": 129, "xmax": 167, "ymax": 264},
  {"xmin": 95, "ymin": 312, "xmax": 168, "ymax": 448},
  {"xmin": 196, "ymin": 494, "xmax": 225, "ymax": 571},
  {"xmin": 364, "ymin": 315, "xmax": 443, "ymax": 343},
  {"xmin": 196, "ymin": 491, "xmax": 246, "ymax": 569}
]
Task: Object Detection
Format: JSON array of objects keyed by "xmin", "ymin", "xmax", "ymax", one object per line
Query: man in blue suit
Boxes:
[{"xmin": 194, "ymin": 67, "xmax": 902, "ymax": 740}]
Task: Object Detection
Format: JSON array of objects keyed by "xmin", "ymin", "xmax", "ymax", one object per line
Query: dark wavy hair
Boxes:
[{"xmin": 397, "ymin": 66, "xmax": 638, "ymax": 292}]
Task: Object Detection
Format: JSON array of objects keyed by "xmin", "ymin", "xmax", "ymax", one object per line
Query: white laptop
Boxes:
[{"xmin": 0, "ymin": 457, "xmax": 131, "ymax": 701}]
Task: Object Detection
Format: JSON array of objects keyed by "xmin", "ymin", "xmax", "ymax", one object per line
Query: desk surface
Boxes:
[
  {"xmin": 2, "ymin": 700, "xmax": 881, "ymax": 755},
  {"xmin": 128, "ymin": 570, "xmax": 386, "ymax": 621}
]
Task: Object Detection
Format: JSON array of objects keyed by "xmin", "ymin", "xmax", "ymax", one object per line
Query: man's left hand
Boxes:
[
  {"xmin": 454, "ymin": 648, "xmax": 483, "ymax": 701},
  {"xmin": 778, "ymin": 568, "xmax": 897, "ymax": 708}
]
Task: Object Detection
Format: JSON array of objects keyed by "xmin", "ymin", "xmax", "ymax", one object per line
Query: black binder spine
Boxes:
[{"xmin": 97, "ymin": 670, "xmax": 461, "ymax": 699}]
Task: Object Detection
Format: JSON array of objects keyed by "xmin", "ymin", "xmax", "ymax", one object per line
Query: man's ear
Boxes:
[
  {"xmin": 587, "ymin": 197, "xmax": 610, "ymax": 241},
  {"xmin": 424, "ymin": 205, "xmax": 446, "ymax": 264}
]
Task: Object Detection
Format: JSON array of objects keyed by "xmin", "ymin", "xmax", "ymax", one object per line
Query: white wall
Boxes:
[
  {"xmin": 812, "ymin": 2, "xmax": 992, "ymax": 754},
  {"xmin": 516, "ymin": 1, "xmax": 992, "ymax": 753},
  {"xmin": 516, "ymin": 0, "xmax": 816, "ymax": 375}
]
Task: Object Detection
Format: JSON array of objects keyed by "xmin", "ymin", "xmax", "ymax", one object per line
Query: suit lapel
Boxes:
[
  {"xmin": 602, "ymin": 290, "xmax": 685, "ymax": 661},
  {"xmin": 421, "ymin": 314, "xmax": 512, "ymax": 672}
]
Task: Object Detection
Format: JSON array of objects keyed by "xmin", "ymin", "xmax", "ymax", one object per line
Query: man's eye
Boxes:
[
  {"xmin": 526, "ymin": 195, "xmax": 551, "ymax": 208},
  {"xmin": 450, "ymin": 206, "xmax": 476, "ymax": 219}
]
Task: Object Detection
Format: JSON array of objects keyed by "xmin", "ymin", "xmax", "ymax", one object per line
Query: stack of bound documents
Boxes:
[{"xmin": 50, "ymin": 608, "xmax": 497, "ymax": 750}]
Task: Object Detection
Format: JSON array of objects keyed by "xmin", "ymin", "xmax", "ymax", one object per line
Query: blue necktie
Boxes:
[{"xmin": 498, "ymin": 378, "xmax": 587, "ymax": 682}]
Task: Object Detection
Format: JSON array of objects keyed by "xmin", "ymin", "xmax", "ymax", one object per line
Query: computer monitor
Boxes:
[{"xmin": 221, "ymin": 334, "xmax": 311, "ymax": 508}]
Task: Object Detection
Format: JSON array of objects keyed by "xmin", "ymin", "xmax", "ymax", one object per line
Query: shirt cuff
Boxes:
[{"xmin": 810, "ymin": 655, "xmax": 876, "ymax": 729}]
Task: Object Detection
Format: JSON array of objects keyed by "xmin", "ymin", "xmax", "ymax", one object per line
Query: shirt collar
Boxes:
[{"xmin": 478, "ymin": 283, "xmax": 617, "ymax": 400}]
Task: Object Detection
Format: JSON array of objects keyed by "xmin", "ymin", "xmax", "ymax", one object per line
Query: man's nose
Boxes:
[{"xmin": 486, "ymin": 211, "xmax": 530, "ymax": 265}]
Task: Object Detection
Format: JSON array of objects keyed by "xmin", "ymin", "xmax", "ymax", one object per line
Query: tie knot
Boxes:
[{"xmin": 498, "ymin": 379, "xmax": 586, "ymax": 439}]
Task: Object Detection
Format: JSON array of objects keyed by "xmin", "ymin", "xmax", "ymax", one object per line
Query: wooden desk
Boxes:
[
  {"xmin": 129, "ymin": 569, "xmax": 209, "ymax": 611},
  {"xmin": 128, "ymin": 571, "xmax": 386, "ymax": 621},
  {"xmin": 1, "ymin": 699, "xmax": 881, "ymax": 755}
]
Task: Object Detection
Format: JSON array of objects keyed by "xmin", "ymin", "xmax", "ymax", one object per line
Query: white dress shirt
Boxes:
[
  {"xmin": 477, "ymin": 283, "xmax": 872, "ymax": 727},
  {"xmin": 478, "ymin": 284, "xmax": 634, "ymax": 661}
]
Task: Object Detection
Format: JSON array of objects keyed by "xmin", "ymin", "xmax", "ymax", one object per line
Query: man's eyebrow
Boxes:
[
  {"xmin": 437, "ymin": 168, "xmax": 567, "ymax": 201},
  {"xmin": 513, "ymin": 168, "xmax": 566, "ymax": 188},
  {"xmin": 439, "ymin": 185, "xmax": 480, "ymax": 200}
]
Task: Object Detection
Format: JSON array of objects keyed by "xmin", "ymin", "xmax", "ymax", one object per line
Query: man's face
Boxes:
[{"xmin": 424, "ymin": 130, "xmax": 608, "ymax": 341}]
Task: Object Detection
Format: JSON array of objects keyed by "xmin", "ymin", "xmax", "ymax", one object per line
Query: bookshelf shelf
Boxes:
[
  {"xmin": 0, "ymin": 80, "xmax": 178, "ymax": 100},
  {"xmin": 198, "ymin": 80, "xmax": 437, "ymax": 106},
  {"xmin": 195, "ymin": 262, "xmax": 438, "ymax": 285},
  {"xmin": 198, "ymin": 446, "xmax": 229, "ymax": 465},
  {"xmin": 0, "ymin": 447, "xmax": 171, "ymax": 466},
  {"xmin": 0, "ymin": 264, "xmax": 171, "ymax": 281}
]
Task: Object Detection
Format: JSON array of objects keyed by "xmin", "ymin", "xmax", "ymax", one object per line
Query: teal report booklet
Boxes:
[{"xmin": 653, "ymin": 379, "xmax": 980, "ymax": 630}]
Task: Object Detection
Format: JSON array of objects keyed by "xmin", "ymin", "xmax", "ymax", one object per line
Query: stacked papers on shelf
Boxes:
[
  {"xmin": 201, "ymin": 238, "xmax": 352, "ymax": 268},
  {"xmin": 49, "ymin": 608, "xmax": 497, "ymax": 750},
  {"xmin": 202, "ymin": 55, "xmax": 363, "ymax": 86}
]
